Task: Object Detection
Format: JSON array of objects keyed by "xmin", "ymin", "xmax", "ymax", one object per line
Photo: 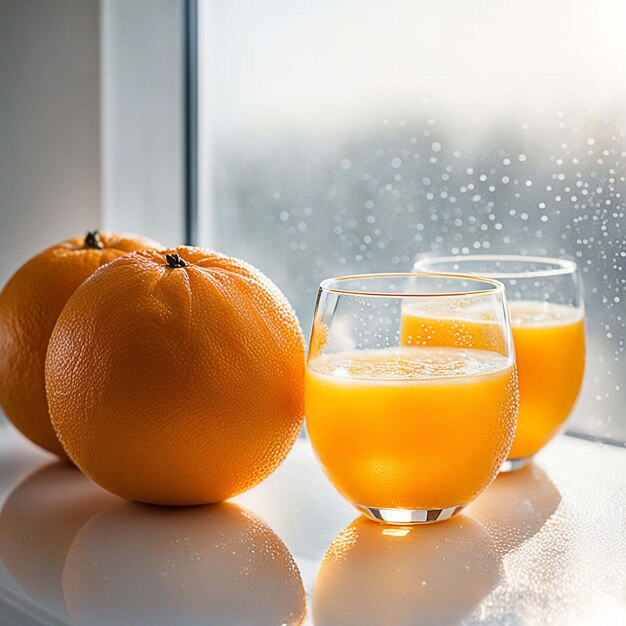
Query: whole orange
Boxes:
[
  {"xmin": 45, "ymin": 246, "xmax": 305, "ymax": 505},
  {"xmin": 0, "ymin": 231, "xmax": 161, "ymax": 457}
]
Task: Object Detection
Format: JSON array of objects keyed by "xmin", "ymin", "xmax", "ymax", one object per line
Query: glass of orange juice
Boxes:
[
  {"xmin": 306, "ymin": 273, "xmax": 519, "ymax": 524},
  {"xmin": 410, "ymin": 256, "xmax": 585, "ymax": 471}
]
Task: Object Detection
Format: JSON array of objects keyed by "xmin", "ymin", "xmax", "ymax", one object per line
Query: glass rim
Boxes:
[
  {"xmin": 319, "ymin": 272, "xmax": 505, "ymax": 298},
  {"xmin": 413, "ymin": 254, "xmax": 577, "ymax": 279}
]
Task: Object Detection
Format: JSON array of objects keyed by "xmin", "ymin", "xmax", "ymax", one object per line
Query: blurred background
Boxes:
[{"xmin": 1, "ymin": 0, "xmax": 624, "ymax": 441}]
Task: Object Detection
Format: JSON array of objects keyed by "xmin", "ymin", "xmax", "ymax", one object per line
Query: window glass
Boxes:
[{"xmin": 199, "ymin": 0, "xmax": 626, "ymax": 441}]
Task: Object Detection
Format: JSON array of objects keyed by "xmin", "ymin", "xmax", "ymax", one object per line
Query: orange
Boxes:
[
  {"xmin": 62, "ymin": 502, "xmax": 306, "ymax": 625},
  {"xmin": 0, "ymin": 231, "xmax": 161, "ymax": 457},
  {"xmin": 45, "ymin": 246, "xmax": 305, "ymax": 505}
]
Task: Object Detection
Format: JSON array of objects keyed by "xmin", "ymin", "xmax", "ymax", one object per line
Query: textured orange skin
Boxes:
[
  {"xmin": 0, "ymin": 232, "xmax": 162, "ymax": 457},
  {"xmin": 46, "ymin": 246, "xmax": 305, "ymax": 505}
]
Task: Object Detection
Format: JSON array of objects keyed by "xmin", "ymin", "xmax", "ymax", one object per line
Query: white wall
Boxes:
[
  {"xmin": 0, "ymin": 0, "xmax": 185, "ymax": 291},
  {"xmin": 0, "ymin": 0, "xmax": 101, "ymax": 288}
]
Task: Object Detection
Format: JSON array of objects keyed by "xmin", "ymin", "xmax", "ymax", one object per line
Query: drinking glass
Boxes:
[
  {"xmin": 412, "ymin": 256, "xmax": 585, "ymax": 471},
  {"xmin": 305, "ymin": 273, "xmax": 519, "ymax": 524}
]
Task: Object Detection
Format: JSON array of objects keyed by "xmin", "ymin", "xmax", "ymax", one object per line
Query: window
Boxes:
[{"xmin": 196, "ymin": 0, "xmax": 625, "ymax": 443}]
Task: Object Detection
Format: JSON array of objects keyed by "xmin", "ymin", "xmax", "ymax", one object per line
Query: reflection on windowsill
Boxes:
[
  {"xmin": 465, "ymin": 463, "xmax": 561, "ymax": 554},
  {"xmin": 0, "ymin": 429, "xmax": 54, "ymax": 495},
  {"xmin": 0, "ymin": 462, "xmax": 307, "ymax": 626},
  {"xmin": 0, "ymin": 461, "xmax": 119, "ymax": 622},
  {"xmin": 313, "ymin": 514, "xmax": 501, "ymax": 626}
]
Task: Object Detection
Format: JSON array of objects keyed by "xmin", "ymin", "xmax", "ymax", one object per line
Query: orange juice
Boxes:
[
  {"xmin": 401, "ymin": 301, "xmax": 585, "ymax": 460},
  {"xmin": 400, "ymin": 303, "xmax": 506, "ymax": 353},
  {"xmin": 305, "ymin": 348, "xmax": 517, "ymax": 511},
  {"xmin": 506, "ymin": 301, "xmax": 585, "ymax": 458}
]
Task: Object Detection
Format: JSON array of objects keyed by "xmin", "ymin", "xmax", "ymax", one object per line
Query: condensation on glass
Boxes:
[{"xmin": 198, "ymin": 0, "xmax": 626, "ymax": 441}]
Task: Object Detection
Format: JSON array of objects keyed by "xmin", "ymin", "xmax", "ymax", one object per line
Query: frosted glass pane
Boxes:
[{"xmin": 198, "ymin": 0, "xmax": 626, "ymax": 441}]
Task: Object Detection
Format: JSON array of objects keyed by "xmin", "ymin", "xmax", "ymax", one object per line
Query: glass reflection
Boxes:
[
  {"xmin": 62, "ymin": 501, "xmax": 306, "ymax": 626},
  {"xmin": 0, "ymin": 461, "xmax": 118, "ymax": 621},
  {"xmin": 466, "ymin": 463, "xmax": 561, "ymax": 554},
  {"xmin": 313, "ymin": 514, "xmax": 501, "ymax": 626}
]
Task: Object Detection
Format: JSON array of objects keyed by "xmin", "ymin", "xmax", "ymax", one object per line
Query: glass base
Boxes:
[
  {"xmin": 355, "ymin": 503, "xmax": 464, "ymax": 525},
  {"xmin": 500, "ymin": 456, "xmax": 533, "ymax": 473}
]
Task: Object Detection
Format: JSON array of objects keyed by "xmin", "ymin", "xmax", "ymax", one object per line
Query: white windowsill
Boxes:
[{"xmin": 0, "ymin": 424, "xmax": 624, "ymax": 625}]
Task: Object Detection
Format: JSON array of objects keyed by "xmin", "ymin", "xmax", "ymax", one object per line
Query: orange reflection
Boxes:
[
  {"xmin": 63, "ymin": 501, "xmax": 306, "ymax": 626},
  {"xmin": 0, "ymin": 461, "xmax": 118, "ymax": 621}
]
